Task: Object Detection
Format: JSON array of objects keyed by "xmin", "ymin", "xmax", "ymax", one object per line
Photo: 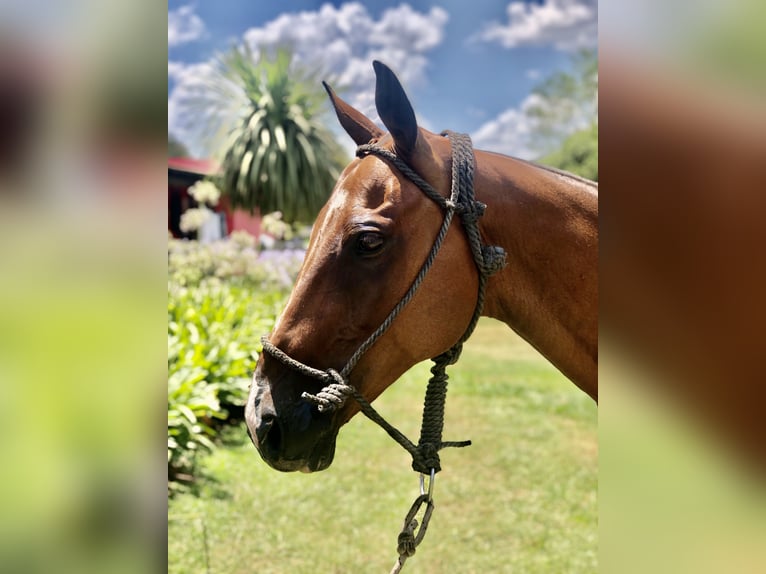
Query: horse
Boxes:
[{"xmin": 245, "ymin": 61, "xmax": 597, "ymax": 473}]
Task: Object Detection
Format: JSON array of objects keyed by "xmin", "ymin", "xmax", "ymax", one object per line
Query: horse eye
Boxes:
[{"xmin": 356, "ymin": 232, "xmax": 385, "ymax": 255}]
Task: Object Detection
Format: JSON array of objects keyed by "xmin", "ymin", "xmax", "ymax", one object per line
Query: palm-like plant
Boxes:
[{"xmin": 214, "ymin": 47, "xmax": 346, "ymax": 223}]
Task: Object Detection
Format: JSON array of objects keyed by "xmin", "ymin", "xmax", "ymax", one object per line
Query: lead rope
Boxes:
[{"xmin": 260, "ymin": 131, "xmax": 506, "ymax": 572}]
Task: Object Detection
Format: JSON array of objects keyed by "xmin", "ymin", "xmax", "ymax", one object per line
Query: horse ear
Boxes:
[
  {"xmin": 373, "ymin": 60, "xmax": 418, "ymax": 158},
  {"xmin": 323, "ymin": 81, "xmax": 383, "ymax": 146}
]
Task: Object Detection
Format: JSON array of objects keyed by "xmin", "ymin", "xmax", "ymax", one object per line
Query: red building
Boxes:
[{"xmin": 168, "ymin": 157, "xmax": 261, "ymax": 239}]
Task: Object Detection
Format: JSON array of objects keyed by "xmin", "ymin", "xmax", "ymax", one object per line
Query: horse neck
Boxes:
[{"xmin": 472, "ymin": 151, "xmax": 599, "ymax": 400}]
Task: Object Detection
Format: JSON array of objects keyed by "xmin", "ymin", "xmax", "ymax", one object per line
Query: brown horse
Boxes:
[{"xmin": 245, "ymin": 61, "xmax": 597, "ymax": 472}]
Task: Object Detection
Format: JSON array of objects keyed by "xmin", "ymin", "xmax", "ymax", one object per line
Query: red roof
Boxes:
[{"xmin": 168, "ymin": 157, "xmax": 218, "ymax": 175}]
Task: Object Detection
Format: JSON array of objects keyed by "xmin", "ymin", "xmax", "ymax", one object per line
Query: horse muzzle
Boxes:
[{"xmin": 245, "ymin": 360, "xmax": 339, "ymax": 472}]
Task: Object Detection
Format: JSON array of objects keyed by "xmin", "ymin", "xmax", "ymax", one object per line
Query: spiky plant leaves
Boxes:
[{"xmin": 213, "ymin": 47, "xmax": 346, "ymax": 223}]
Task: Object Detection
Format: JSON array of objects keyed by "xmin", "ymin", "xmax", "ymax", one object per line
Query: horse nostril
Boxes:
[
  {"xmin": 265, "ymin": 418, "xmax": 282, "ymax": 453},
  {"xmin": 256, "ymin": 412, "xmax": 282, "ymax": 455}
]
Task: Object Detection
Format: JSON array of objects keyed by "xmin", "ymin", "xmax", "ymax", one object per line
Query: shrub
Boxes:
[
  {"xmin": 167, "ymin": 365, "xmax": 222, "ymax": 490},
  {"xmin": 167, "ymin": 233, "xmax": 305, "ymax": 492},
  {"xmin": 168, "ymin": 232, "xmax": 305, "ymax": 290}
]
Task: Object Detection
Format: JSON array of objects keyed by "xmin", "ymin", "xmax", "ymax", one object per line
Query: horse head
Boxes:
[{"xmin": 245, "ymin": 62, "xmax": 479, "ymax": 472}]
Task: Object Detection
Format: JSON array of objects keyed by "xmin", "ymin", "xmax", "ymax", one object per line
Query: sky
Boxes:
[{"xmin": 168, "ymin": 0, "xmax": 597, "ymax": 160}]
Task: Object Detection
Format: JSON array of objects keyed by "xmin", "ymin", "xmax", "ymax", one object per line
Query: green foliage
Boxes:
[
  {"xmin": 526, "ymin": 50, "xmax": 598, "ymax": 180},
  {"xmin": 168, "ymin": 278, "xmax": 287, "ymax": 492},
  {"xmin": 526, "ymin": 49, "xmax": 598, "ymax": 157},
  {"xmin": 214, "ymin": 47, "xmax": 346, "ymax": 223},
  {"xmin": 168, "ymin": 232, "xmax": 305, "ymax": 290},
  {"xmin": 168, "ymin": 319, "xmax": 597, "ymax": 572},
  {"xmin": 541, "ymin": 123, "xmax": 598, "ymax": 181},
  {"xmin": 167, "ymin": 364, "xmax": 221, "ymax": 490},
  {"xmin": 167, "ymin": 233, "xmax": 298, "ymax": 492}
]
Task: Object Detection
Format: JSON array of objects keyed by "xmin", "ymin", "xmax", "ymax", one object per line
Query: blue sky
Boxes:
[{"xmin": 168, "ymin": 1, "xmax": 597, "ymax": 159}]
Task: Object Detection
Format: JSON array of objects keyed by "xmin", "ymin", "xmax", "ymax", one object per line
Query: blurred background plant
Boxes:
[
  {"xmin": 178, "ymin": 179, "xmax": 222, "ymax": 234},
  {"xmin": 167, "ymin": 42, "xmax": 347, "ymax": 493},
  {"xmin": 530, "ymin": 49, "xmax": 598, "ymax": 181},
  {"xmin": 540, "ymin": 121, "xmax": 598, "ymax": 182},
  {"xmin": 188, "ymin": 179, "xmax": 221, "ymax": 205},
  {"xmin": 258, "ymin": 210, "xmax": 312, "ymax": 249},
  {"xmin": 167, "ymin": 230, "xmax": 298, "ymax": 493},
  {"xmin": 168, "ymin": 230, "xmax": 304, "ymax": 289},
  {"xmin": 179, "ymin": 45, "xmax": 347, "ymax": 223}
]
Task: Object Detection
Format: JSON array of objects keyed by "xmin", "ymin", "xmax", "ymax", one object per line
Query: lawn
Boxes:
[{"xmin": 168, "ymin": 318, "xmax": 597, "ymax": 573}]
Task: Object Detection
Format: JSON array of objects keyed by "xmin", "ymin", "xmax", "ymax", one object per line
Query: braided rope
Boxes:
[
  {"xmin": 355, "ymin": 144, "xmax": 451, "ymax": 210},
  {"xmin": 260, "ymin": 131, "xmax": 507, "ymax": 570},
  {"xmin": 261, "ymin": 133, "xmax": 505, "ymax": 464},
  {"xmin": 261, "ymin": 131, "xmax": 505, "ymax": 473},
  {"xmin": 339, "ymin": 201, "xmax": 457, "ymax": 379}
]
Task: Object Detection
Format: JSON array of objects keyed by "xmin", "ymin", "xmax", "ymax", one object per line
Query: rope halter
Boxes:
[
  {"xmin": 259, "ymin": 131, "xmax": 507, "ymax": 567},
  {"xmin": 260, "ymin": 130, "xmax": 505, "ymax": 472}
]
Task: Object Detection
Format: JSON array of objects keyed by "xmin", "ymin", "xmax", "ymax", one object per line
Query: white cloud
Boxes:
[
  {"xmin": 242, "ymin": 2, "xmax": 449, "ymax": 119},
  {"xmin": 477, "ymin": 0, "xmax": 596, "ymax": 51},
  {"xmin": 167, "ymin": 61, "xmax": 236, "ymax": 156},
  {"xmin": 471, "ymin": 94, "xmax": 544, "ymax": 159},
  {"xmin": 472, "ymin": 84, "xmax": 594, "ymax": 159},
  {"xmin": 168, "ymin": 3, "xmax": 449, "ymax": 156},
  {"xmin": 168, "ymin": 4, "xmax": 206, "ymax": 47},
  {"xmin": 167, "ymin": 61, "xmax": 186, "ymax": 82},
  {"xmin": 525, "ymin": 68, "xmax": 541, "ymax": 80}
]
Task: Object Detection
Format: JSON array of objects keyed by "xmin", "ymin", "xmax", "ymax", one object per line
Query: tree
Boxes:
[
  {"xmin": 527, "ymin": 49, "xmax": 597, "ymax": 180},
  {"xmin": 212, "ymin": 47, "xmax": 346, "ymax": 223},
  {"xmin": 526, "ymin": 49, "xmax": 597, "ymax": 158},
  {"xmin": 540, "ymin": 123, "xmax": 598, "ymax": 181}
]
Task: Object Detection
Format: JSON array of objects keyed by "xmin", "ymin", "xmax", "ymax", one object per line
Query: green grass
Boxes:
[{"xmin": 168, "ymin": 318, "xmax": 597, "ymax": 573}]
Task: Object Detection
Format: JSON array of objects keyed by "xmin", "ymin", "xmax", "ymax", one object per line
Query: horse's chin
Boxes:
[
  {"xmin": 258, "ymin": 437, "xmax": 337, "ymax": 473},
  {"xmin": 300, "ymin": 453, "xmax": 334, "ymax": 473}
]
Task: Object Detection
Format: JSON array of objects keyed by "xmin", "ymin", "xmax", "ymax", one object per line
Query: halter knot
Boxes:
[
  {"xmin": 260, "ymin": 131, "xmax": 501, "ymax": 574},
  {"xmin": 480, "ymin": 245, "xmax": 507, "ymax": 276},
  {"xmin": 300, "ymin": 369, "xmax": 354, "ymax": 413},
  {"xmin": 397, "ymin": 521, "xmax": 418, "ymax": 558},
  {"xmin": 435, "ymin": 345, "xmax": 463, "ymax": 367},
  {"xmin": 455, "ymin": 199, "xmax": 487, "ymax": 225},
  {"xmin": 413, "ymin": 442, "xmax": 441, "ymax": 474}
]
